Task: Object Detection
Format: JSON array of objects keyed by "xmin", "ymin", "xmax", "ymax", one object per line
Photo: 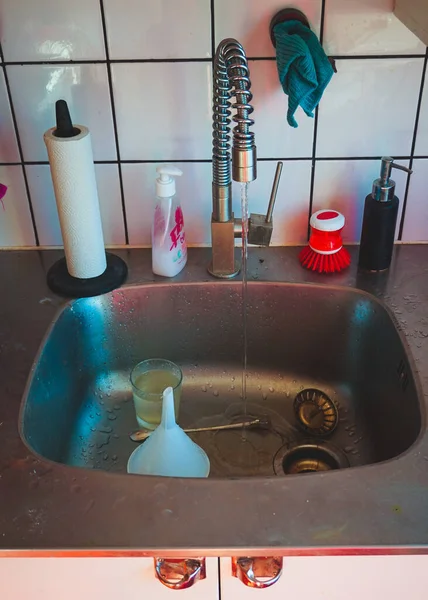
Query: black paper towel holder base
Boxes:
[{"xmin": 47, "ymin": 252, "xmax": 128, "ymax": 298}]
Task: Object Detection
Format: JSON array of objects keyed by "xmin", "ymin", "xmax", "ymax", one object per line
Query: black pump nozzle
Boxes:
[{"xmin": 53, "ymin": 99, "xmax": 80, "ymax": 138}]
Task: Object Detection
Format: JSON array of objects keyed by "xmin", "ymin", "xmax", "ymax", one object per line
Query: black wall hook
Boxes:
[{"xmin": 269, "ymin": 8, "xmax": 337, "ymax": 73}]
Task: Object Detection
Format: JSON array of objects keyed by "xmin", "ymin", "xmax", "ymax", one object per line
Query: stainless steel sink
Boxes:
[{"xmin": 21, "ymin": 282, "xmax": 422, "ymax": 478}]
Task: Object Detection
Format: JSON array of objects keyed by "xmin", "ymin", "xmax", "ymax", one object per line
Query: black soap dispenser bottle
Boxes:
[{"xmin": 358, "ymin": 157, "xmax": 412, "ymax": 272}]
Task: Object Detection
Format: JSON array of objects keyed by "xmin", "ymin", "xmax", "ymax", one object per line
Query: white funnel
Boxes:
[{"xmin": 127, "ymin": 386, "xmax": 210, "ymax": 478}]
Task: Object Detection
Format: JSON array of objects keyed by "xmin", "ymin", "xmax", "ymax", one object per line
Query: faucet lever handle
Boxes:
[
  {"xmin": 248, "ymin": 161, "xmax": 283, "ymax": 246},
  {"xmin": 265, "ymin": 161, "xmax": 283, "ymax": 224}
]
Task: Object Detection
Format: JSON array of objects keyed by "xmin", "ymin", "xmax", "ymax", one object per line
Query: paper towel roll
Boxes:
[{"xmin": 44, "ymin": 125, "xmax": 107, "ymax": 279}]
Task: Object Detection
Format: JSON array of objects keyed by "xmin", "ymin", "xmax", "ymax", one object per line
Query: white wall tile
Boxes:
[
  {"xmin": 250, "ymin": 60, "xmax": 314, "ymax": 158},
  {"xmin": 215, "ymin": 0, "xmax": 322, "ymax": 58},
  {"xmin": 0, "ymin": 0, "xmax": 105, "ymax": 62},
  {"xmin": 0, "ymin": 70, "xmax": 19, "ymax": 162},
  {"xmin": 112, "ymin": 62, "xmax": 212, "ymax": 160},
  {"xmin": 26, "ymin": 165, "xmax": 61, "ymax": 245},
  {"xmin": 415, "ymin": 68, "xmax": 428, "ymax": 156},
  {"xmin": 312, "ymin": 159, "xmax": 409, "ymax": 243},
  {"xmin": 94, "ymin": 164, "xmax": 126, "ymax": 246},
  {"xmin": 6, "ymin": 64, "xmax": 116, "ymax": 162},
  {"xmin": 317, "ymin": 58, "xmax": 423, "ymax": 158},
  {"xmin": 402, "ymin": 159, "xmax": 428, "ymax": 242},
  {"xmin": 0, "ymin": 165, "xmax": 35, "ymax": 247},
  {"xmin": 123, "ymin": 160, "xmax": 311, "ymax": 246},
  {"xmin": 122, "ymin": 162, "xmax": 212, "ymax": 246},
  {"xmin": 233, "ymin": 160, "xmax": 312, "ymax": 245},
  {"xmin": 324, "ymin": 0, "xmax": 425, "ymax": 56},
  {"xmin": 104, "ymin": 0, "xmax": 211, "ymax": 59},
  {"xmin": 0, "ymin": 1, "xmax": 426, "ymax": 248},
  {"xmin": 27, "ymin": 164, "xmax": 126, "ymax": 246}
]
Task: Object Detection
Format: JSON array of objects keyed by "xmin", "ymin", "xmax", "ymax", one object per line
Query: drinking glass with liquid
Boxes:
[{"xmin": 130, "ymin": 359, "xmax": 182, "ymax": 429}]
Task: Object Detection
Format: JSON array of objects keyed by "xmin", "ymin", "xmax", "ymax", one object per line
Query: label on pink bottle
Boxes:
[{"xmin": 169, "ymin": 206, "xmax": 187, "ymax": 265}]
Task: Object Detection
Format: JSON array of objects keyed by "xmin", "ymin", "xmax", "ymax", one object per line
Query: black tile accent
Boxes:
[
  {"xmin": 2, "ymin": 58, "xmax": 212, "ymax": 66},
  {"xmin": 99, "ymin": 0, "xmax": 129, "ymax": 244},
  {"xmin": 210, "ymin": 0, "xmax": 216, "ymax": 61},
  {"xmin": 1, "ymin": 45, "xmax": 40, "ymax": 245},
  {"xmin": 217, "ymin": 558, "xmax": 222, "ymax": 600},
  {"xmin": 3, "ymin": 156, "xmax": 420, "ymax": 167},
  {"xmin": 330, "ymin": 54, "xmax": 427, "ymax": 60},
  {"xmin": 306, "ymin": 0, "xmax": 327, "ymax": 240},
  {"xmin": 398, "ymin": 49, "xmax": 428, "ymax": 240},
  {"xmin": 3, "ymin": 55, "xmax": 425, "ymax": 68},
  {"xmin": 315, "ymin": 155, "xmax": 412, "ymax": 161}
]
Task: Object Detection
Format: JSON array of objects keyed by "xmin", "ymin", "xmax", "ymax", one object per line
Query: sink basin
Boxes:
[{"xmin": 21, "ymin": 282, "xmax": 422, "ymax": 478}]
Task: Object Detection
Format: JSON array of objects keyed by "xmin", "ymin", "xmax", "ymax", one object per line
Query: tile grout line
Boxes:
[
  {"xmin": 99, "ymin": 0, "xmax": 129, "ymax": 245},
  {"xmin": 398, "ymin": 48, "xmax": 428, "ymax": 241},
  {"xmin": 0, "ymin": 155, "xmax": 418, "ymax": 167},
  {"xmin": 306, "ymin": 0, "xmax": 327, "ymax": 241},
  {"xmin": 210, "ymin": 0, "xmax": 215, "ymax": 191},
  {"xmin": 1, "ymin": 54, "xmax": 426, "ymax": 67},
  {"xmin": 1, "ymin": 45, "xmax": 40, "ymax": 246},
  {"xmin": 217, "ymin": 558, "xmax": 222, "ymax": 600},
  {"xmin": 210, "ymin": 0, "xmax": 216, "ymax": 60}
]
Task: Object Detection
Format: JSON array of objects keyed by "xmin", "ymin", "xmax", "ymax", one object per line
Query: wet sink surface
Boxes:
[{"xmin": 21, "ymin": 282, "xmax": 422, "ymax": 478}]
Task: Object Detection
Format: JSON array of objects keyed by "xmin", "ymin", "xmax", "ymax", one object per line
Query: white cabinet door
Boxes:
[
  {"xmin": 0, "ymin": 556, "xmax": 219, "ymax": 600},
  {"xmin": 220, "ymin": 555, "xmax": 428, "ymax": 599}
]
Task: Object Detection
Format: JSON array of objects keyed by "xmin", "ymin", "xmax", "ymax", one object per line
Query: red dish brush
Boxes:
[{"xmin": 299, "ymin": 209, "xmax": 351, "ymax": 273}]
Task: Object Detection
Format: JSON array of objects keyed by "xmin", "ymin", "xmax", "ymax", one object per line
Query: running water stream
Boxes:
[{"xmin": 240, "ymin": 182, "xmax": 249, "ymax": 416}]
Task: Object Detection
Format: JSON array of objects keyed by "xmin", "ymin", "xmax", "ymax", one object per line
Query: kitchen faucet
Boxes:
[{"xmin": 208, "ymin": 38, "xmax": 282, "ymax": 279}]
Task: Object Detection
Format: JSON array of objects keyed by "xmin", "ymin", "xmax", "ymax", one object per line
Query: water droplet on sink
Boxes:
[
  {"xmin": 262, "ymin": 392, "xmax": 268, "ymax": 400},
  {"xmin": 230, "ymin": 385, "xmax": 235, "ymax": 390},
  {"xmin": 201, "ymin": 385, "xmax": 207, "ymax": 392},
  {"xmin": 269, "ymin": 386, "xmax": 274, "ymax": 393},
  {"xmin": 213, "ymin": 390, "xmax": 219, "ymax": 397}
]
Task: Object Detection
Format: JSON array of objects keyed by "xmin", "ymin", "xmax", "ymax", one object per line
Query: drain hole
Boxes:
[
  {"xmin": 273, "ymin": 441, "xmax": 349, "ymax": 476},
  {"xmin": 293, "ymin": 389, "xmax": 338, "ymax": 436}
]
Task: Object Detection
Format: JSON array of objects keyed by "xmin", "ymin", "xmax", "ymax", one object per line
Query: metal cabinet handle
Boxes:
[
  {"xmin": 232, "ymin": 556, "xmax": 283, "ymax": 589},
  {"xmin": 155, "ymin": 557, "xmax": 206, "ymax": 590}
]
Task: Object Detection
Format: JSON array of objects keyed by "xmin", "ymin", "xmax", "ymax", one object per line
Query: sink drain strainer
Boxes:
[
  {"xmin": 273, "ymin": 441, "xmax": 349, "ymax": 475},
  {"xmin": 293, "ymin": 389, "xmax": 338, "ymax": 436}
]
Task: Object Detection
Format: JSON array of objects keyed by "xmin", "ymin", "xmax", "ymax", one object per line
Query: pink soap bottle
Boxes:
[{"xmin": 152, "ymin": 165, "xmax": 187, "ymax": 277}]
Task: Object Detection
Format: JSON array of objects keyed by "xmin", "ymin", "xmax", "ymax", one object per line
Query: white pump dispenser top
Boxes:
[{"xmin": 156, "ymin": 165, "xmax": 183, "ymax": 197}]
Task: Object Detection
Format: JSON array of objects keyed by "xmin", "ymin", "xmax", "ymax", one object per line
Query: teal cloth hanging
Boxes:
[{"xmin": 273, "ymin": 20, "xmax": 335, "ymax": 128}]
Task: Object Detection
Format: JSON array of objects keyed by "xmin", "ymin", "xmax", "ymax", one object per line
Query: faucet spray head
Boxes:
[{"xmin": 232, "ymin": 146, "xmax": 257, "ymax": 183}]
